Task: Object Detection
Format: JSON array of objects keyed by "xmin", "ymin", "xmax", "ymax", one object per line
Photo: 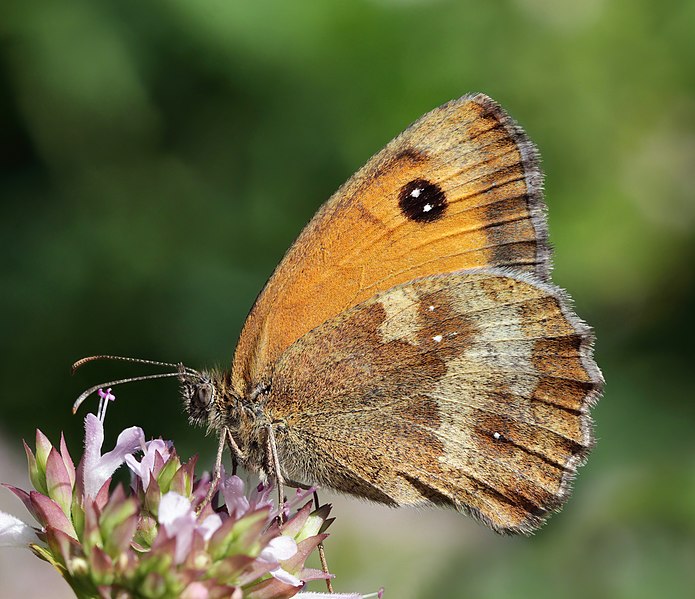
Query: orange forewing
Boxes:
[{"xmin": 232, "ymin": 94, "xmax": 548, "ymax": 395}]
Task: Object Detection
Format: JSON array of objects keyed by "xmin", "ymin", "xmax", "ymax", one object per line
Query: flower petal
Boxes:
[
  {"xmin": 277, "ymin": 486, "xmax": 316, "ymax": 521},
  {"xmin": 221, "ymin": 474, "xmax": 250, "ymax": 519},
  {"xmin": 0, "ymin": 511, "xmax": 37, "ymax": 547},
  {"xmin": 94, "ymin": 477, "xmax": 112, "ymax": 510},
  {"xmin": 82, "ymin": 414, "xmax": 104, "ymax": 498},
  {"xmin": 268, "ymin": 566, "xmax": 302, "ymax": 587},
  {"xmin": 23, "ymin": 440, "xmax": 46, "ymax": 495},
  {"xmin": 99, "ymin": 426, "xmax": 146, "ymax": 478},
  {"xmin": 259, "ymin": 535, "xmax": 297, "ymax": 563},
  {"xmin": 59, "ymin": 433, "xmax": 76, "ymax": 490},
  {"xmin": 198, "ymin": 514, "xmax": 223, "ymax": 541},
  {"xmin": 83, "ymin": 414, "xmax": 144, "ymax": 499},
  {"xmin": 280, "ymin": 501, "xmax": 313, "ymax": 539},
  {"xmin": 45, "ymin": 447, "xmax": 73, "ymax": 517},
  {"xmin": 44, "ymin": 526, "xmax": 81, "ymax": 571},
  {"xmin": 2, "ymin": 484, "xmax": 39, "ymax": 522},
  {"xmin": 169, "ymin": 459, "xmax": 195, "ymax": 497},
  {"xmin": 35, "ymin": 430, "xmax": 52, "ymax": 475},
  {"xmin": 158, "ymin": 491, "xmax": 196, "ymax": 564},
  {"xmin": 126, "ymin": 438, "xmax": 170, "ymax": 490},
  {"xmin": 244, "ymin": 576, "xmax": 300, "ymax": 599},
  {"xmin": 191, "ymin": 471, "xmax": 211, "ymax": 507},
  {"xmin": 296, "ymin": 568, "xmax": 333, "ymax": 582},
  {"xmin": 30, "ymin": 491, "xmax": 77, "ymax": 539},
  {"xmin": 158, "ymin": 492, "xmax": 193, "ymax": 529},
  {"xmin": 249, "ymin": 481, "xmax": 274, "ymax": 512},
  {"xmin": 181, "ymin": 582, "xmax": 209, "ymax": 599},
  {"xmin": 88, "ymin": 545, "xmax": 114, "ymax": 582},
  {"xmin": 282, "ymin": 533, "xmax": 328, "ymax": 573},
  {"xmin": 144, "ymin": 475, "xmax": 162, "ymax": 515}
]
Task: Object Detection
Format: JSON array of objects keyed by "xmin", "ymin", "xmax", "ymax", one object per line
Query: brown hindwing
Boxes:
[
  {"xmin": 232, "ymin": 94, "xmax": 549, "ymax": 395},
  {"xmin": 264, "ymin": 269, "xmax": 603, "ymax": 534}
]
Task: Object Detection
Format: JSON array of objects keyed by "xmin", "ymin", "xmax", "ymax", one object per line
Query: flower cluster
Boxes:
[{"xmin": 0, "ymin": 391, "xmax": 381, "ymax": 599}]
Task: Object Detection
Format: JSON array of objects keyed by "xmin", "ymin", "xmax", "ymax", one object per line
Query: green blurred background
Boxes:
[{"xmin": 1, "ymin": 0, "xmax": 694, "ymax": 597}]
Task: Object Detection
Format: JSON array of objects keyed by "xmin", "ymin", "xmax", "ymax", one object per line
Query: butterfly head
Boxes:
[
  {"xmin": 178, "ymin": 369, "xmax": 214, "ymax": 425},
  {"xmin": 179, "ymin": 367, "xmax": 237, "ymax": 431}
]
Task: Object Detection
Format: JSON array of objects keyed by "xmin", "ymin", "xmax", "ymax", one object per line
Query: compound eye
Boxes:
[{"xmin": 194, "ymin": 384, "xmax": 213, "ymax": 410}]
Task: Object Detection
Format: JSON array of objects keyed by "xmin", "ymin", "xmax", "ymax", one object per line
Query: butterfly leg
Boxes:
[
  {"xmin": 198, "ymin": 428, "xmax": 246, "ymax": 512},
  {"xmin": 224, "ymin": 428, "xmax": 246, "ymax": 476},
  {"xmin": 265, "ymin": 424, "xmax": 286, "ymax": 522},
  {"xmin": 199, "ymin": 429, "xmax": 227, "ymax": 511},
  {"xmin": 313, "ymin": 489, "xmax": 334, "ymax": 593},
  {"xmin": 264, "ymin": 428, "xmax": 332, "ymax": 591}
]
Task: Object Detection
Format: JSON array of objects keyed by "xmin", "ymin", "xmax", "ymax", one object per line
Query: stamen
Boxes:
[{"xmin": 97, "ymin": 388, "xmax": 115, "ymax": 422}]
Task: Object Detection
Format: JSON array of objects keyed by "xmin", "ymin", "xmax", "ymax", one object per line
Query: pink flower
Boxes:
[
  {"xmin": 181, "ymin": 582, "xmax": 211, "ymax": 599},
  {"xmin": 221, "ymin": 472, "xmax": 274, "ymax": 519},
  {"xmin": 220, "ymin": 473, "xmax": 250, "ymax": 518},
  {"xmin": 158, "ymin": 491, "xmax": 222, "ymax": 564},
  {"xmin": 0, "ymin": 512, "xmax": 37, "ymax": 548},
  {"xmin": 82, "ymin": 413, "xmax": 145, "ymax": 499},
  {"xmin": 258, "ymin": 535, "xmax": 301, "ymax": 587},
  {"xmin": 125, "ymin": 438, "xmax": 171, "ymax": 490},
  {"xmin": 1, "ymin": 387, "xmax": 370, "ymax": 596}
]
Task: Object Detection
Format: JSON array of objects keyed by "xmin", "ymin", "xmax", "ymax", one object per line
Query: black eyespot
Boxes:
[{"xmin": 399, "ymin": 179, "xmax": 447, "ymax": 223}]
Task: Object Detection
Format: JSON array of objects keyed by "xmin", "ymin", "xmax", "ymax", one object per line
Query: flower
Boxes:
[
  {"xmin": 258, "ymin": 535, "xmax": 301, "ymax": 587},
  {"xmin": 81, "ymin": 412, "xmax": 145, "ymax": 499},
  {"xmin": 125, "ymin": 438, "xmax": 171, "ymax": 490},
  {"xmin": 0, "ymin": 390, "xmax": 377, "ymax": 598},
  {"xmin": 158, "ymin": 491, "xmax": 222, "ymax": 563},
  {"xmin": 0, "ymin": 512, "xmax": 37, "ymax": 548},
  {"xmin": 221, "ymin": 470, "xmax": 274, "ymax": 520}
]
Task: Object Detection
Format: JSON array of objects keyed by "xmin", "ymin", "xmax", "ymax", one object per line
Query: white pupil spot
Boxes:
[
  {"xmin": 410, "ymin": 188, "xmax": 422, "ymax": 198},
  {"xmin": 493, "ymin": 432, "xmax": 501, "ymax": 440},
  {"xmin": 423, "ymin": 203, "xmax": 432, "ymax": 212},
  {"xmin": 428, "ymin": 305, "xmax": 435, "ymax": 311},
  {"xmin": 432, "ymin": 334, "xmax": 443, "ymax": 343}
]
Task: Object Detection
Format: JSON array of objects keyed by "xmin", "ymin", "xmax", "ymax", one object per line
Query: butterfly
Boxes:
[{"xmin": 75, "ymin": 93, "xmax": 603, "ymax": 535}]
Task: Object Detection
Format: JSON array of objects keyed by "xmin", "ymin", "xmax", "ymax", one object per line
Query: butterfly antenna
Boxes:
[
  {"xmin": 72, "ymin": 372, "xmax": 184, "ymax": 415},
  {"xmin": 72, "ymin": 355, "xmax": 199, "ymax": 376}
]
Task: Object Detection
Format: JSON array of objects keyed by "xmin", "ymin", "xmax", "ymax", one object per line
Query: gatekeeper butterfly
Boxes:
[{"xmin": 75, "ymin": 93, "xmax": 603, "ymax": 534}]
